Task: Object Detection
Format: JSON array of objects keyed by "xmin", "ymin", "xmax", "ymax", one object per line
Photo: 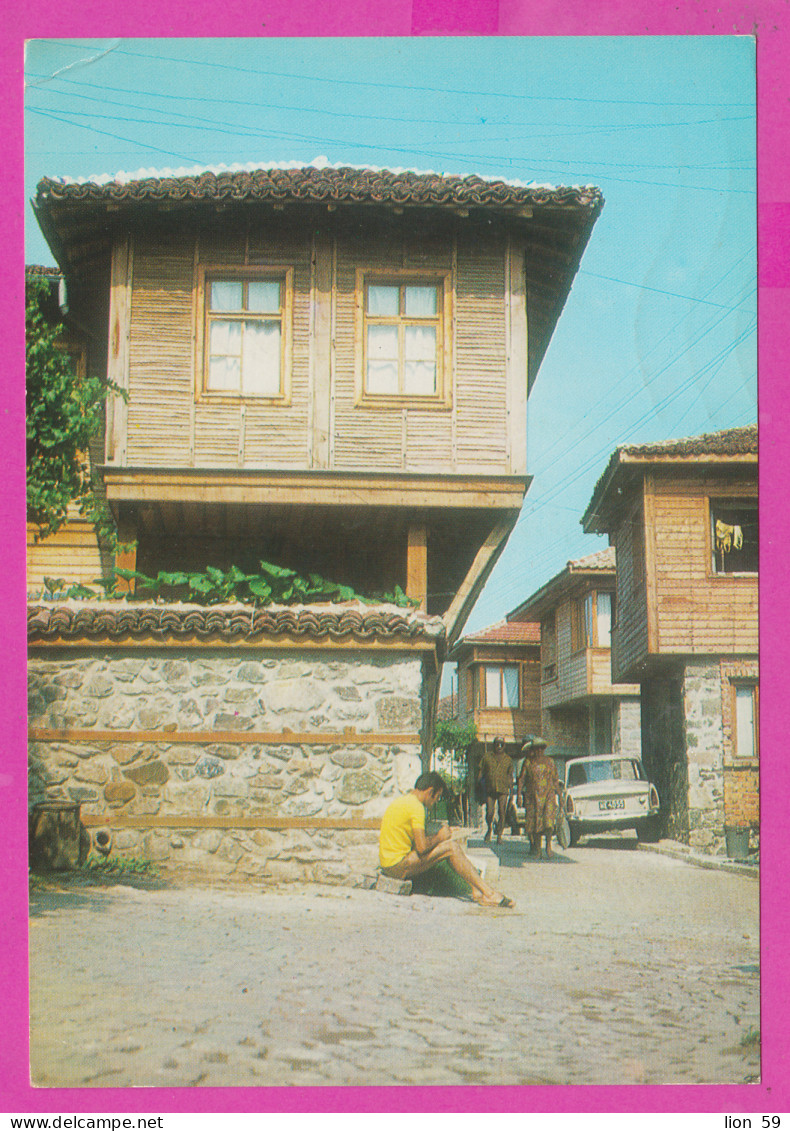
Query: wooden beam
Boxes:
[
  {"xmin": 643, "ymin": 473, "xmax": 659, "ymax": 655},
  {"xmin": 506, "ymin": 238, "xmax": 528, "ymax": 476},
  {"xmin": 310, "ymin": 231, "xmax": 333, "ymax": 469},
  {"xmin": 29, "ymin": 727, "xmax": 422, "ymax": 745},
  {"xmin": 102, "ymin": 468, "xmax": 529, "ymax": 512},
  {"xmin": 406, "ymin": 522, "xmax": 428, "ymax": 611},
  {"xmin": 442, "ymin": 512, "xmax": 520, "ymax": 651},
  {"xmin": 113, "ymin": 512, "xmax": 138, "ymax": 595},
  {"xmin": 104, "ymin": 235, "xmax": 132, "ymax": 465},
  {"xmin": 28, "ymin": 635, "xmax": 439, "ymax": 654},
  {"xmin": 81, "ymin": 814, "xmax": 381, "ymax": 830}
]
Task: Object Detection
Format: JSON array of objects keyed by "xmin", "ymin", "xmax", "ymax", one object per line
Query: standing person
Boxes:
[
  {"xmin": 379, "ymin": 771, "xmax": 514, "ymax": 908},
  {"xmin": 517, "ymin": 736, "xmax": 561, "ymax": 858},
  {"xmin": 477, "ymin": 737, "xmax": 514, "ymax": 845}
]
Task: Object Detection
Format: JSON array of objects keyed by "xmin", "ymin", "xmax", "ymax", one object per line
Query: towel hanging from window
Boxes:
[{"xmin": 715, "ymin": 520, "xmax": 743, "ymax": 553}]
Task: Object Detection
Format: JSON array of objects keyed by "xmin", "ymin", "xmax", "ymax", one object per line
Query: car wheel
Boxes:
[
  {"xmin": 636, "ymin": 816, "xmax": 661, "ymax": 842},
  {"xmin": 569, "ymin": 825, "xmax": 582, "ymax": 847}
]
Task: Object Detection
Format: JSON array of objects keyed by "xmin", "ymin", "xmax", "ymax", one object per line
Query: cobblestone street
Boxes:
[{"xmin": 29, "ymin": 837, "xmax": 760, "ymax": 1089}]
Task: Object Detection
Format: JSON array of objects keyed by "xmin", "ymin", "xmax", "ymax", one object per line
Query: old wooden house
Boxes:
[
  {"xmin": 581, "ymin": 425, "xmax": 758, "ymax": 853},
  {"xmin": 28, "ymin": 161, "xmax": 603, "ymax": 880},
  {"xmin": 31, "ymin": 162, "xmax": 603, "ymax": 642},
  {"xmin": 507, "ymin": 547, "xmax": 641, "ymax": 767},
  {"xmin": 447, "ymin": 617, "xmax": 541, "ymax": 822},
  {"xmin": 452, "ymin": 618, "xmax": 542, "ymax": 750}
]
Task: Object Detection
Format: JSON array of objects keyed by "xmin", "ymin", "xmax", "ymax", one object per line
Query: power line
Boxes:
[
  {"xmin": 528, "ymin": 281, "xmax": 756, "ymax": 481},
  {"xmin": 23, "ymin": 69, "xmax": 756, "ymax": 137},
  {"xmin": 42, "ymin": 41, "xmax": 756, "ymax": 109},
  {"xmin": 25, "ymin": 102, "xmax": 756, "ymax": 197},
  {"xmin": 576, "ymin": 270, "xmax": 755, "ymax": 312}
]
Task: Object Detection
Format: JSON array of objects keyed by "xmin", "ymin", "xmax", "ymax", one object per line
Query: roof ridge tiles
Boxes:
[{"xmin": 36, "ymin": 161, "xmax": 604, "ymax": 212}]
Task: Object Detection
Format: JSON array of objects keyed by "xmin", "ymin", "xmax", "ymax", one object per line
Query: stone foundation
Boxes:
[
  {"xmin": 28, "ymin": 601, "xmax": 444, "ymax": 881},
  {"xmin": 683, "ymin": 659, "xmax": 726, "ymax": 853}
]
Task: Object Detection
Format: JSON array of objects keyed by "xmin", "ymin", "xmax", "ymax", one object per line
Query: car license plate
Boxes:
[{"xmin": 599, "ymin": 799, "xmax": 625, "ymax": 810}]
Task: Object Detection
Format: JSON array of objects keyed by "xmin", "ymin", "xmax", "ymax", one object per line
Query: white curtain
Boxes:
[{"xmin": 242, "ymin": 320, "xmax": 281, "ymax": 396}]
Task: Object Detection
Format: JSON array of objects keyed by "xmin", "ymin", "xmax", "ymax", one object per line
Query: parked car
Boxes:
[{"xmin": 562, "ymin": 755, "xmax": 660, "ymax": 845}]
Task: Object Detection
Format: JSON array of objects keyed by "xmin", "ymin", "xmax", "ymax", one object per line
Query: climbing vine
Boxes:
[{"xmin": 40, "ymin": 560, "xmax": 420, "ymax": 609}]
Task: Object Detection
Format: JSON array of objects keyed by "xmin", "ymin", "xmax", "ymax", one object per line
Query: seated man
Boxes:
[{"xmin": 379, "ymin": 771, "xmax": 514, "ymax": 908}]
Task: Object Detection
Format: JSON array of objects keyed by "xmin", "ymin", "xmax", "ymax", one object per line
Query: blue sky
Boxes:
[{"xmin": 24, "ymin": 37, "xmax": 756, "ymax": 646}]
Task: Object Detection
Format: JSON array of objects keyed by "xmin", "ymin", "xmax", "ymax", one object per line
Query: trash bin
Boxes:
[
  {"xmin": 724, "ymin": 825, "xmax": 750, "ymax": 859},
  {"xmin": 29, "ymin": 802, "xmax": 90, "ymax": 871}
]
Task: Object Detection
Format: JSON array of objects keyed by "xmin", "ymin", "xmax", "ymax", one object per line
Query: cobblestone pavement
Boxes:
[{"xmin": 29, "ymin": 835, "xmax": 760, "ymax": 1089}]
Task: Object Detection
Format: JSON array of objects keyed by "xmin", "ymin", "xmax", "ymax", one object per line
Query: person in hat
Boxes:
[
  {"xmin": 379, "ymin": 771, "xmax": 514, "ymax": 907},
  {"xmin": 476, "ymin": 737, "xmax": 514, "ymax": 845},
  {"xmin": 517, "ymin": 736, "xmax": 561, "ymax": 858}
]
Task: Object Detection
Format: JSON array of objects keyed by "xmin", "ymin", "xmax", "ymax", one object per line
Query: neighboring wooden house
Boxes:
[
  {"xmin": 32, "ymin": 162, "xmax": 603, "ymax": 643},
  {"xmin": 581, "ymin": 424, "xmax": 758, "ymax": 852},
  {"xmin": 450, "ymin": 619, "xmax": 541, "ymax": 812},
  {"xmin": 25, "ymin": 265, "xmax": 112, "ymax": 593},
  {"xmin": 507, "ymin": 547, "xmax": 641, "ymax": 767}
]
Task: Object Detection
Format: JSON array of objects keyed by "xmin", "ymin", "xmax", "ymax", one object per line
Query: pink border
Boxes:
[{"xmin": 4, "ymin": 2, "xmax": 787, "ymax": 1114}]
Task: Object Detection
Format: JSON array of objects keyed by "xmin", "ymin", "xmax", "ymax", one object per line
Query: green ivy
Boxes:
[
  {"xmin": 40, "ymin": 561, "xmax": 420, "ymax": 609},
  {"xmin": 26, "ymin": 275, "xmax": 125, "ymax": 544}
]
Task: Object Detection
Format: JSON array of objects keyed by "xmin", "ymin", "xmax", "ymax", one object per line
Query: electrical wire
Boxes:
[{"xmin": 40, "ymin": 40, "xmax": 755, "ymax": 108}]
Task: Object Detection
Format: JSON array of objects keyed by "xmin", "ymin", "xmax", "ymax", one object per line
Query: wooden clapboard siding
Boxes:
[
  {"xmin": 541, "ymin": 600, "xmax": 571, "ymax": 709},
  {"xmin": 332, "ymin": 230, "xmax": 411, "ymax": 470},
  {"xmin": 120, "ymin": 219, "xmax": 515, "ymax": 476},
  {"xmin": 454, "ymin": 232, "xmax": 508, "ymax": 471},
  {"xmin": 404, "ymin": 409, "xmax": 454, "ymax": 471},
  {"xmin": 647, "ymin": 495, "xmax": 756, "ymax": 655},
  {"xmin": 650, "ymin": 472, "xmax": 758, "ymax": 656},
  {"xmin": 127, "ymin": 232, "xmax": 194, "ymax": 465},
  {"xmin": 27, "ymin": 516, "xmax": 107, "ymax": 592},
  {"xmin": 610, "ymin": 469, "xmax": 758, "ymax": 677},
  {"xmin": 610, "ymin": 495, "xmax": 650, "ymax": 682},
  {"xmin": 589, "ymin": 648, "xmax": 616, "ymax": 694}
]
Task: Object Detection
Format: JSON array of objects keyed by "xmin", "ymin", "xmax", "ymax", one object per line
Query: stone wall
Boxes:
[
  {"xmin": 613, "ymin": 696, "xmax": 642, "ymax": 759},
  {"xmin": 682, "ymin": 659, "xmax": 726, "ymax": 853},
  {"xmin": 28, "ymin": 645, "xmax": 430, "ymax": 883}
]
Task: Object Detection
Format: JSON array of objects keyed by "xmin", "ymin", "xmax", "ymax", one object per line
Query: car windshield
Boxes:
[{"xmin": 566, "ymin": 759, "xmax": 646, "ymax": 787}]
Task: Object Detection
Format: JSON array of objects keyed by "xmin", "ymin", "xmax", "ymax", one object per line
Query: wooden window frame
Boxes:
[
  {"xmin": 731, "ymin": 681, "xmax": 759, "ymax": 759},
  {"xmin": 571, "ymin": 590, "xmax": 613, "ymax": 653},
  {"xmin": 195, "ymin": 264, "xmax": 294, "ymax": 405},
  {"xmin": 354, "ymin": 268, "xmax": 453, "ymax": 410},
  {"xmin": 541, "ymin": 612, "xmax": 558, "ymax": 683},
  {"xmin": 478, "ymin": 663, "xmax": 521, "ymax": 709},
  {"xmin": 707, "ymin": 496, "xmax": 759, "ymax": 578}
]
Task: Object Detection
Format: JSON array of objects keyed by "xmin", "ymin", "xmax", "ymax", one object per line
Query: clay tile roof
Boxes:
[
  {"xmin": 25, "ymin": 264, "xmax": 61, "ymax": 277},
  {"xmin": 568, "ymin": 546, "xmax": 616, "ymax": 571},
  {"xmin": 27, "ymin": 600, "xmax": 445, "ymax": 645},
  {"xmin": 35, "ymin": 161, "xmax": 604, "ymax": 213},
  {"xmin": 456, "ymin": 618, "xmax": 541, "ymax": 647},
  {"xmin": 583, "ymin": 423, "xmax": 758, "ymax": 533},
  {"xmin": 506, "ymin": 546, "xmax": 616, "ymax": 621},
  {"xmin": 617, "ymin": 423, "xmax": 757, "ymax": 459}
]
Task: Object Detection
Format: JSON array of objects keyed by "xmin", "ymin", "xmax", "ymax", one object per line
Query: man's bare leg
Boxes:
[
  {"xmin": 484, "ymin": 795, "xmax": 495, "ymax": 842},
  {"xmin": 383, "ymin": 841, "xmax": 513, "ymax": 907},
  {"xmin": 495, "ymin": 794, "xmax": 508, "ymax": 844}
]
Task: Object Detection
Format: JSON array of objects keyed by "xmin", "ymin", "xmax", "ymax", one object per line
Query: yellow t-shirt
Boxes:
[{"xmin": 379, "ymin": 792, "xmax": 426, "ymax": 868}]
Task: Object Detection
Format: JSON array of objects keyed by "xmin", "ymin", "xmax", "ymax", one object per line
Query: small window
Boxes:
[
  {"xmin": 542, "ymin": 613, "xmax": 557, "ymax": 682},
  {"xmin": 199, "ymin": 268, "xmax": 291, "ymax": 400},
  {"xmin": 733, "ymin": 682, "xmax": 759, "ymax": 758},
  {"xmin": 572, "ymin": 591, "xmax": 613, "ymax": 651},
  {"xmin": 481, "ymin": 664, "xmax": 520, "ymax": 709},
  {"xmin": 711, "ymin": 499, "xmax": 758, "ymax": 574},
  {"xmin": 357, "ymin": 272, "xmax": 450, "ymax": 406}
]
